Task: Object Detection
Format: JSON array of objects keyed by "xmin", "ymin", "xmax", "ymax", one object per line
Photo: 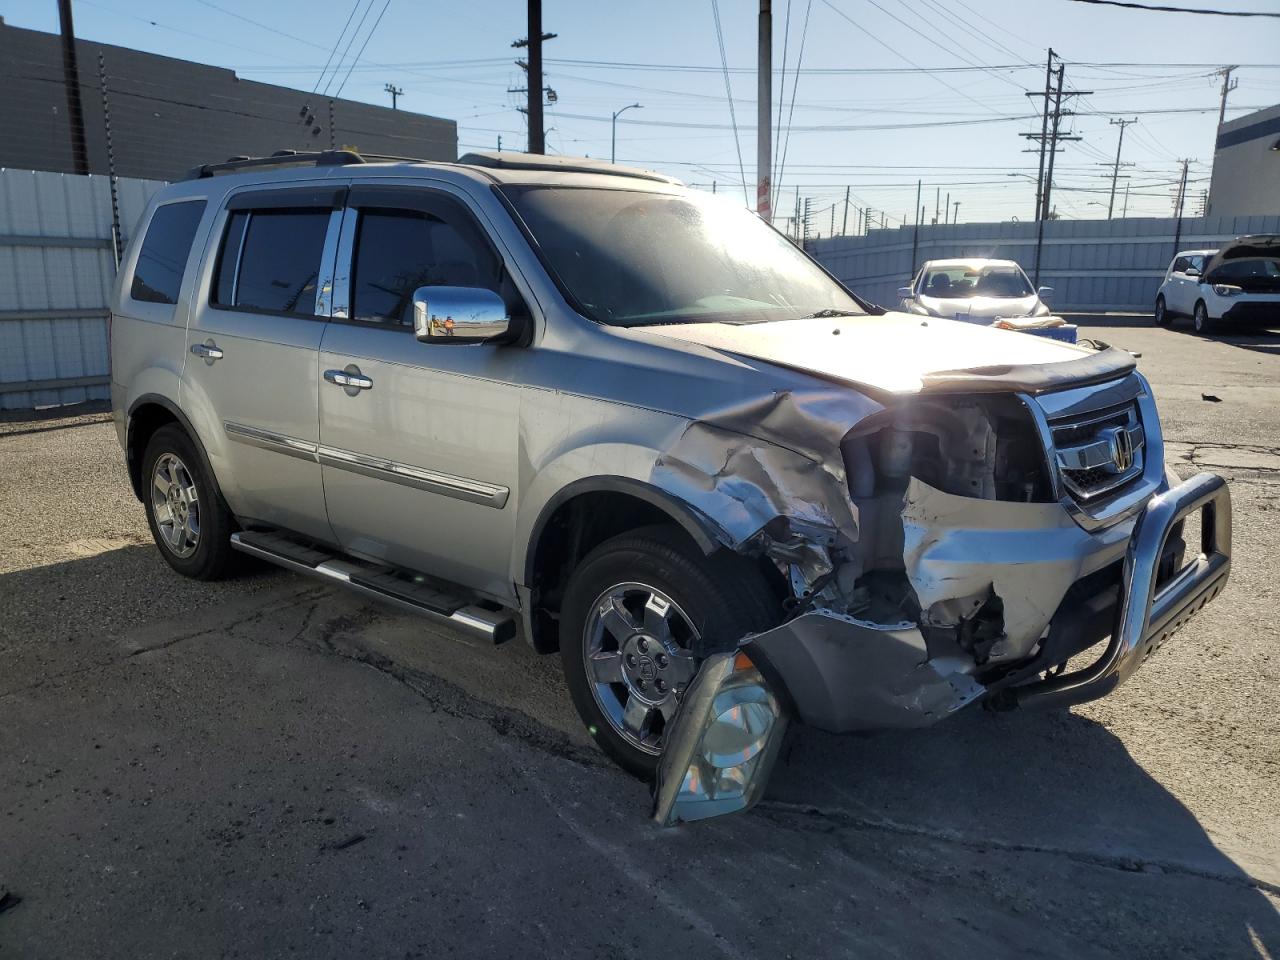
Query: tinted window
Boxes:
[
  {"xmin": 131, "ymin": 200, "xmax": 206, "ymax": 305},
  {"xmin": 351, "ymin": 209, "xmax": 499, "ymax": 325},
  {"xmin": 1172, "ymin": 256, "xmax": 1189, "ymax": 274},
  {"xmin": 213, "ymin": 208, "xmax": 329, "ymax": 315},
  {"xmin": 922, "ymin": 264, "xmax": 1032, "ymax": 299}
]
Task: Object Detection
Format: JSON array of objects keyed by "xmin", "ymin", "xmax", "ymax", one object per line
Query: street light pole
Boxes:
[{"xmin": 611, "ymin": 103, "xmax": 641, "ymax": 163}]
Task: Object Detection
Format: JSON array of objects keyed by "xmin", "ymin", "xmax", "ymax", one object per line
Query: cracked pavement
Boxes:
[{"xmin": 1, "ymin": 317, "xmax": 1278, "ymax": 958}]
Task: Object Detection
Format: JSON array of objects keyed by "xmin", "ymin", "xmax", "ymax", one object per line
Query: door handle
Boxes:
[
  {"xmin": 324, "ymin": 368, "xmax": 373, "ymax": 391},
  {"xmin": 191, "ymin": 340, "xmax": 224, "ymax": 362}
]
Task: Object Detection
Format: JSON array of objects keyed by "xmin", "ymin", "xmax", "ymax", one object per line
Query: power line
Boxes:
[
  {"xmin": 333, "ymin": 0, "xmax": 393, "ymax": 99},
  {"xmin": 709, "ymin": 0, "xmax": 748, "ymax": 205},
  {"xmin": 312, "ymin": 0, "xmax": 365, "ymax": 94},
  {"xmin": 776, "ymin": 0, "xmax": 814, "ymax": 211},
  {"xmin": 322, "ymin": 0, "xmax": 377, "ymax": 96},
  {"xmin": 1063, "ymin": 0, "xmax": 1280, "ymax": 16}
]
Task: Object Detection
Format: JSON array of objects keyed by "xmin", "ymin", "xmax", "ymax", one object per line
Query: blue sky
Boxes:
[{"xmin": 7, "ymin": 0, "xmax": 1279, "ymax": 226}]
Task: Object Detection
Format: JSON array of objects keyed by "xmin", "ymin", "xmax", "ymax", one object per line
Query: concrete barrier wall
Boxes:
[{"xmin": 808, "ymin": 214, "xmax": 1280, "ymax": 313}]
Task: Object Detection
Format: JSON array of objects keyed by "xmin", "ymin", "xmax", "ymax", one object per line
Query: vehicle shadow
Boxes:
[{"xmin": 763, "ymin": 707, "xmax": 1280, "ymax": 955}]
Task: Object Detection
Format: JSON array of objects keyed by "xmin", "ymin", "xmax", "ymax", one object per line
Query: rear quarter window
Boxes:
[{"xmin": 130, "ymin": 200, "xmax": 207, "ymax": 305}]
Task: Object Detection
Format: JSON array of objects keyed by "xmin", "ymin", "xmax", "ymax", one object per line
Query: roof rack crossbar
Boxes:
[{"xmin": 184, "ymin": 149, "xmax": 428, "ymax": 180}]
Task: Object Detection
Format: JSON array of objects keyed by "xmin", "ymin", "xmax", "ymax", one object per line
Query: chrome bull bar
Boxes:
[{"xmin": 1015, "ymin": 471, "xmax": 1232, "ymax": 710}]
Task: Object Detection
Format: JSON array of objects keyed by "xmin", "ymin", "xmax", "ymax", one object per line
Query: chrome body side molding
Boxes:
[{"xmin": 223, "ymin": 420, "xmax": 509, "ymax": 508}]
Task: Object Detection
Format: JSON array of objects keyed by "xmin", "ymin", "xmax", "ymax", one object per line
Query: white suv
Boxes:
[{"xmin": 1155, "ymin": 236, "xmax": 1280, "ymax": 334}]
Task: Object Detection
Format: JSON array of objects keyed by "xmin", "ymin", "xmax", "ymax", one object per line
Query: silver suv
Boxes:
[{"xmin": 111, "ymin": 150, "xmax": 1232, "ymax": 824}]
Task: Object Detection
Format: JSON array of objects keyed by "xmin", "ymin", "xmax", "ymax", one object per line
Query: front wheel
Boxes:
[
  {"xmin": 1193, "ymin": 300, "xmax": 1215, "ymax": 336},
  {"xmin": 1154, "ymin": 295, "xmax": 1170, "ymax": 327},
  {"xmin": 559, "ymin": 526, "xmax": 779, "ymax": 780}
]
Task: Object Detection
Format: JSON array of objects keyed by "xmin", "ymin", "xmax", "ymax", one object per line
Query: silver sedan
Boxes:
[{"xmin": 899, "ymin": 258, "xmax": 1053, "ymax": 323}]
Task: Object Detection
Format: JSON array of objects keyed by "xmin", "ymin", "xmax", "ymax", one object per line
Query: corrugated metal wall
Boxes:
[
  {"xmin": 808, "ymin": 214, "xmax": 1280, "ymax": 312},
  {"xmin": 0, "ymin": 168, "xmax": 164, "ymax": 410}
]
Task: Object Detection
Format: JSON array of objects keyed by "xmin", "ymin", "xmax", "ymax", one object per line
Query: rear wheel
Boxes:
[
  {"xmin": 559, "ymin": 526, "xmax": 778, "ymax": 780},
  {"xmin": 142, "ymin": 424, "xmax": 238, "ymax": 580},
  {"xmin": 1154, "ymin": 295, "xmax": 1170, "ymax": 327},
  {"xmin": 1193, "ymin": 300, "xmax": 1215, "ymax": 336}
]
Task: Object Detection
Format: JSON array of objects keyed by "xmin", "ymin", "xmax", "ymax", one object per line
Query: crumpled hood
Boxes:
[
  {"xmin": 914, "ymin": 294, "xmax": 1041, "ymax": 321},
  {"xmin": 629, "ymin": 311, "xmax": 1093, "ymax": 394}
]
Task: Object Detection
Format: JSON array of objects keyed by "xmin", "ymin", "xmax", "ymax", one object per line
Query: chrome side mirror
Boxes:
[
  {"xmin": 897, "ymin": 285, "xmax": 914, "ymax": 299},
  {"xmin": 1184, "ymin": 268, "xmax": 1201, "ymax": 279},
  {"xmin": 412, "ymin": 286, "xmax": 511, "ymax": 344},
  {"xmin": 1037, "ymin": 285, "xmax": 1054, "ymax": 300}
]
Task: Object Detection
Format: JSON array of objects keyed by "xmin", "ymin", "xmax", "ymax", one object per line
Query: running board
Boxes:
[{"xmin": 230, "ymin": 531, "xmax": 517, "ymax": 644}]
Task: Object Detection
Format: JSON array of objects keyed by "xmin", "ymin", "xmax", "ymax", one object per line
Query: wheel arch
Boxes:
[
  {"xmin": 125, "ymin": 394, "xmax": 223, "ymax": 505},
  {"xmin": 519, "ymin": 477, "xmax": 729, "ymax": 654}
]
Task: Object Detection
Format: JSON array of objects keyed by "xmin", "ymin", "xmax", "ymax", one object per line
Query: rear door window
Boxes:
[
  {"xmin": 213, "ymin": 208, "xmax": 331, "ymax": 316},
  {"xmin": 130, "ymin": 200, "xmax": 207, "ymax": 305}
]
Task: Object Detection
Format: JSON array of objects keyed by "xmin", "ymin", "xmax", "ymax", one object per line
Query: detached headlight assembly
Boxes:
[
  {"xmin": 652, "ymin": 651, "xmax": 788, "ymax": 825},
  {"xmin": 1213, "ymin": 283, "xmax": 1243, "ymax": 297}
]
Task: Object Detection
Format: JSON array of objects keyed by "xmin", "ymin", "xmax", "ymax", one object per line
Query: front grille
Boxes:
[{"xmin": 1049, "ymin": 399, "xmax": 1146, "ymax": 502}]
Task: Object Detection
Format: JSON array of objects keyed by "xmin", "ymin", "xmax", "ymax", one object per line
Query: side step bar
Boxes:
[{"xmin": 230, "ymin": 531, "xmax": 517, "ymax": 644}]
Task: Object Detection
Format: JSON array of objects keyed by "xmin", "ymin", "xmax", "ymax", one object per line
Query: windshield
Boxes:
[
  {"xmin": 501, "ymin": 185, "xmax": 863, "ymax": 327},
  {"xmin": 920, "ymin": 264, "xmax": 1033, "ymax": 299}
]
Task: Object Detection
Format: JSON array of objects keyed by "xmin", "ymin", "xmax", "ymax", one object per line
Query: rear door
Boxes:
[
  {"xmin": 316, "ymin": 183, "xmax": 522, "ymax": 600},
  {"xmin": 1166, "ymin": 256, "xmax": 1193, "ymax": 314},
  {"xmin": 182, "ymin": 184, "xmax": 345, "ymax": 541}
]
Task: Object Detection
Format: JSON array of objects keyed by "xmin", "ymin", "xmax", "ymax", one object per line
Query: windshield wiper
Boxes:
[{"xmin": 796, "ymin": 308, "xmax": 862, "ymax": 319}]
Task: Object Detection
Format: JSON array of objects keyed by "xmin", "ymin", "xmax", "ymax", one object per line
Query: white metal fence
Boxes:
[
  {"xmin": 0, "ymin": 168, "xmax": 164, "ymax": 410},
  {"xmin": 808, "ymin": 214, "xmax": 1280, "ymax": 313}
]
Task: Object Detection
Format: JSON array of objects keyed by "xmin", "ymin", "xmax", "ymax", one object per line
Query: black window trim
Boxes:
[
  {"xmin": 208, "ymin": 186, "xmax": 347, "ymax": 322},
  {"xmin": 128, "ymin": 197, "xmax": 209, "ymax": 308}
]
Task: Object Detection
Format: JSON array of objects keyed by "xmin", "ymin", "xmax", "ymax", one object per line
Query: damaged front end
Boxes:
[{"xmin": 653, "ymin": 368, "xmax": 1232, "ymax": 826}]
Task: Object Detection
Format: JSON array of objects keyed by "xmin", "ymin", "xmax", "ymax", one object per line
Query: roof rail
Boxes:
[
  {"xmin": 184, "ymin": 149, "xmax": 429, "ymax": 180},
  {"xmin": 456, "ymin": 151, "xmax": 681, "ymax": 185}
]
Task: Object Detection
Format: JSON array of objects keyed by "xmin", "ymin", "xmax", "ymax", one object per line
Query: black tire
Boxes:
[
  {"xmin": 1154, "ymin": 295, "xmax": 1170, "ymax": 327},
  {"xmin": 141, "ymin": 424, "xmax": 239, "ymax": 580},
  {"xmin": 559, "ymin": 525, "xmax": 779, "ymax": 780},
  {"xmin": 1193, "ymin": 300, "xmax": 1215, "ymax": 336}
]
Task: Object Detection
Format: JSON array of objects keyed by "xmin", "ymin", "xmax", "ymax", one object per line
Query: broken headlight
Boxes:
[{"xmin": 652, "ymin": 651, "xmax": 788, "ymax": 825}]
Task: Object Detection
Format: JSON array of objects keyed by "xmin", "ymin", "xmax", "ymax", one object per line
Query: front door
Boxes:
[
  {"xmin": 317, "ymin": 184, "xmax": 522, "ymax": 601},
  {"xmin": 183, "ymin": 184, "xmax": 344, "ymax": 542}
]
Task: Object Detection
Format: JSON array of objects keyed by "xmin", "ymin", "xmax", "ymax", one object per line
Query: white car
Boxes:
[
  {"xmin": 898, "ymin": 258, "xmax": 1053, "ymax": 323},
  {"xmin": 1155, "ymin": 236, "xmax": 1280, "ymax": 334}
]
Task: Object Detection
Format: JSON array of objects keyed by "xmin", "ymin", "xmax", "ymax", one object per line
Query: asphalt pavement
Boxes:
[{"xmin": 1, "ymin": 316, "xmax": 1278, "ymax": 959}]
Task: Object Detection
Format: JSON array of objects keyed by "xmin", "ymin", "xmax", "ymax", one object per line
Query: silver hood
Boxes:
[
  {"xmin": 912, "ymin": 294, "xmax": 1043, "ymax": 321},
  {"xmin": 627, "ymin": 311, "xmax": 1092, "ymax": 395}
]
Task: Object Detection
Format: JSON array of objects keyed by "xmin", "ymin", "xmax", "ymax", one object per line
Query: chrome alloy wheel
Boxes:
[
  {"xmin": 582, "ymin": 582, "xmax": 701, "ymax": 755},
  {"xmin": 150, "ymin": 452, "xmax": 201, "ymax": 558}
]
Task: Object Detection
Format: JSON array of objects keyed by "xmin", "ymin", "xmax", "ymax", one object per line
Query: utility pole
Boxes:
[
  {"xmin": 945, "ymin": 191, "xmax": 951, "ymax": 225},
  {"xmin": 934, "ymin": 186, "xmax": 941, "ymax": 225},
  {"xmin": 757, "ymin": 0, "xmax": 772, "ymax": 222},
  {"xmin": 1122, "ymin": 180, "xmax": 1131, "ymax": 218},
  {"xmin": 910, "ymin": 179, "xmax": 922, "ymax": 275},
  {"xmin": 96, "ymin": 52, "xmax": 121, "ymax": 263},
  {"xmin": 953, "ymin": 200, "xmax": 960, "ymax": 224},
  {"xmin": 802, "ymin": 196, "xmax": 811, "ymax": 248},
  {"xmin": 1172, "ymin": 158, "xmax": 1191, "ymax": 256},
  {"xmin": 1027, "ymin": 49, "xmax": 1054, "ymax": 223},
  {"xmin": 1216, "ymin": 65, "xmax": 1239, "ymax": 126},
  {"xmin": 842, "ymin": 186, "xmax": 850, "ymax": 235},
  {"xmin": 1107, "ymin": 117, "xmax": 1137, "ymax": 219},
  {"xmin": 497, "ymin": 134, "xmax": 502, "ymax": 152},
  {"xmin": 512, "ymin": 0, "xmax": 556, "ymax": 154},
  {"xmin": 829, "ymin": 204, "xmax": 835, "ymax": 237},
  {"xmin": 57, "ymin": 0, "xmax": 90, "ymax": 175},
  {"xmin": 383, "ymin": 83, "xmax": 403, "ymax": 110}
]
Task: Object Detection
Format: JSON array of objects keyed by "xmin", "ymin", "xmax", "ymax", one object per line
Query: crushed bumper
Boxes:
[{"xmin": 1012, "ymin": 471, "xmax": 1231, "ymax": 709}]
